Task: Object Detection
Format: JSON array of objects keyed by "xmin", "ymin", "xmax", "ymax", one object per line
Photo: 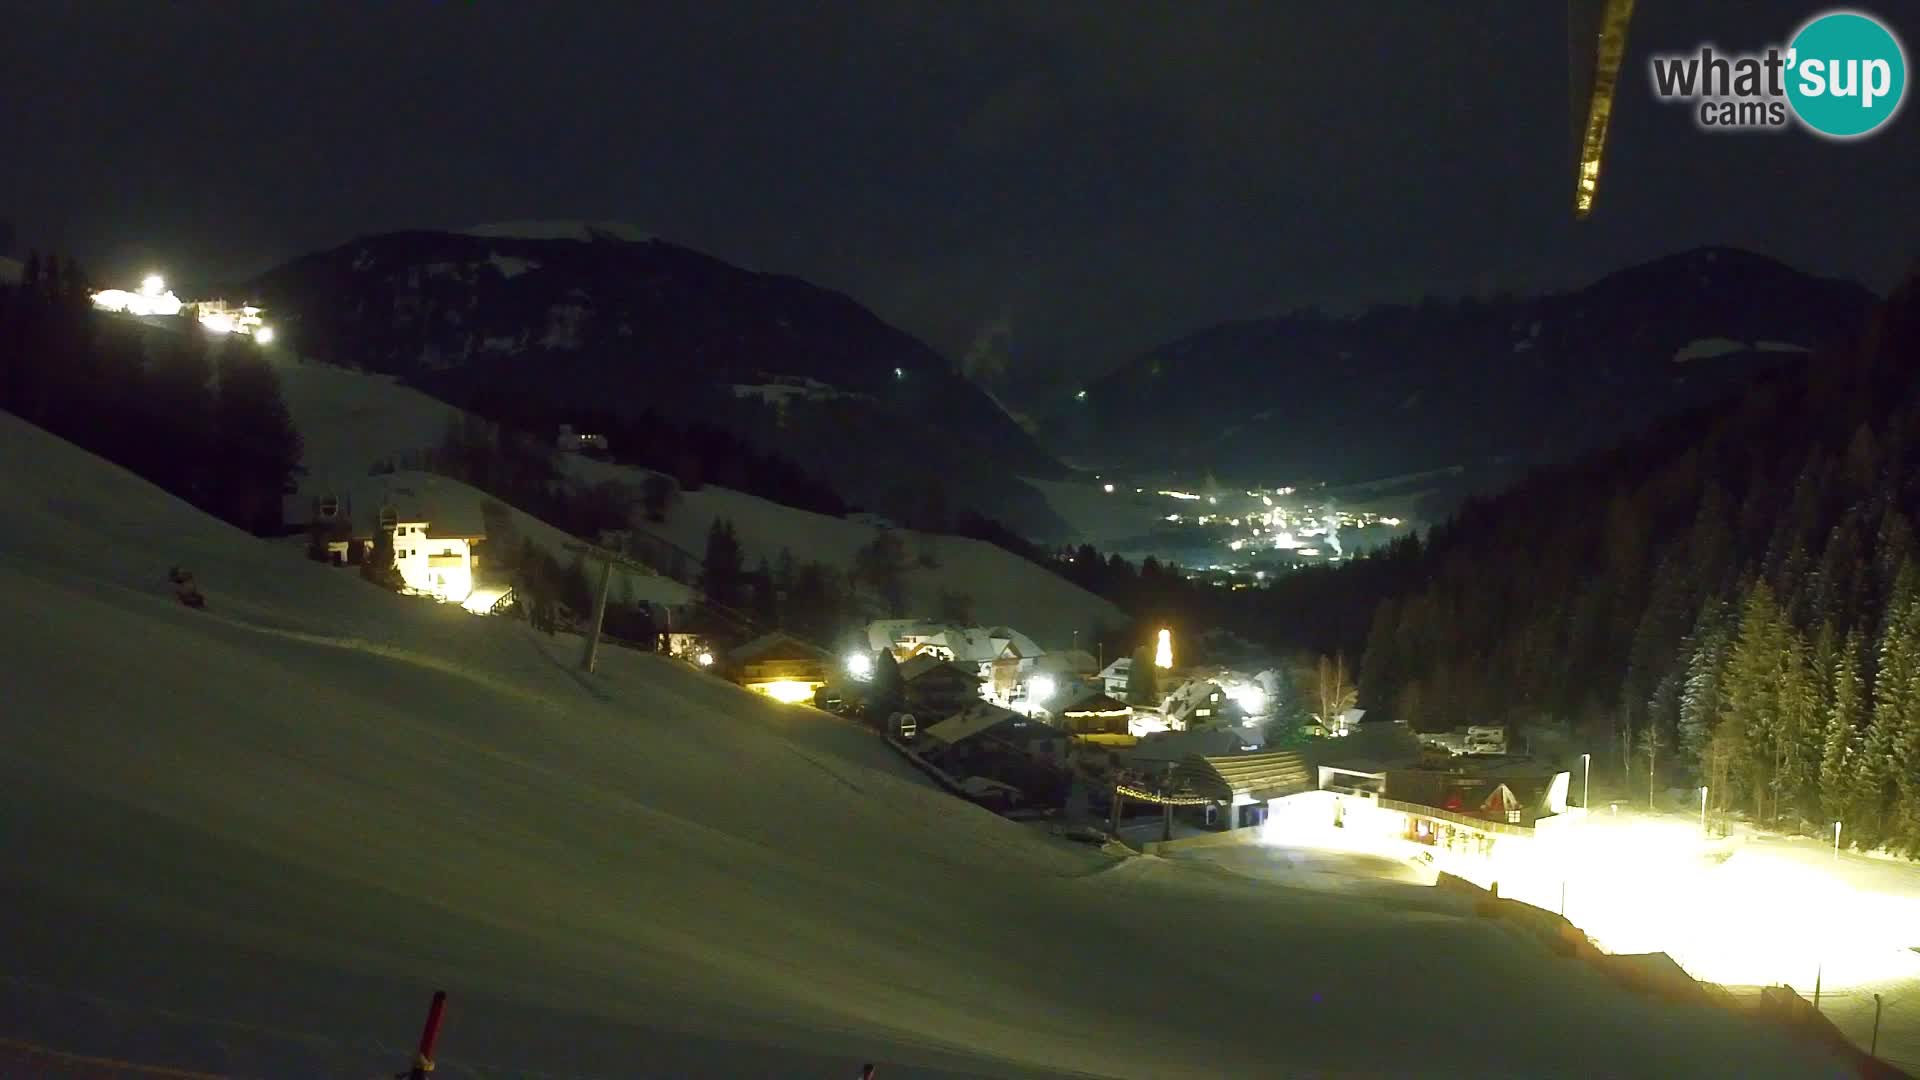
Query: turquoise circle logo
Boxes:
[{"xmin": 1786, "ymin": 11, "xmax": 1907, "ymax": 138}]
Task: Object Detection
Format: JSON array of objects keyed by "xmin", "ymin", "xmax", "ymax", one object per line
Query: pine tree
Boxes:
[
  {"xmin": 360, "ymin": 527, "xmax": 404, "ymax": 591},
  {"xmin": 1720, "ymin": 580, "xmax": 1788, "ymax": 819},
  {"xmin": 750, "ymin": 556, "xmax": 778, "ymax": 626},
  {"xmin": 1820, "ymin": 628, "xmax": 1865, "ymax": 829},
  {"xmin": 148, "ymin": 317, "xmax": 216, "ymax": 503},
  {"xmin": 211, "ymin": 341, "xmax": 303, "ymax": 533},
  {"xmin": 1127, "ymin": 645, "xmax": 1161, "ymax": 708},
  {"xmin": 870, "ymin": 649, "xmax": 904, "ymax": 715},
  {"xmin": 1855, "ymin": 564, "xmax": 1920, "ymax": 848},
  {"xmin": 701, "ymin": 518, "xmax": 744, "ymax": 611},
  {"xmin": 1677, "ymin": 601, "xmax": 1734, "ymax": 781}
]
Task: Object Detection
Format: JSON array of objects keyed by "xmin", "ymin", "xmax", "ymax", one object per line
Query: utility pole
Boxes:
[
  {"xmin": 1161, "ymin": 762, "xmax": 1174, "ymax": 842},
  {"xmin": 566, "ymin": 540, "xmax": 657, "ymax": 674},
  {"xmin": 1871, "ymin": 993, "xmax": 1883, "ymax": 1055}
]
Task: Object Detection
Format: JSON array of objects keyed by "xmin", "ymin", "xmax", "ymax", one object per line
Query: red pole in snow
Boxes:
[{"xmin": 407, "ymin": 991, "xmax": 447, "ymax": 1080}]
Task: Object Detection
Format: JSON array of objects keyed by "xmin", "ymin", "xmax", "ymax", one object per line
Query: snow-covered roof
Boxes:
[
  {"xmin": 921, "ymin": 701, "xmax": 1031, "ymax": 747},
  {"xmin": 459, "ymin": 220, "xmax": 654, "ymax": 243},
  {"xmin": 898, "ymin": 654, "xmax": 979, "ymax": 685},
  {"xmin": 291, "ymin": 473, "xmax": 488, "ymax": 539},
  {"xmin": 1160, "ymin": 678, "xmax": 1226, "ymax": 722},
  {"xmin": 1035, "ymin": 649, "xmax": 1098, "ymax": 676},
  {"xmin": 1125, "ymin": 728, "xmax": 1247, "ymax": 766},
  {"xmin": 1060, "ymin": 690, "xmax": 1131, "ymax": 716},
  {"xmin": 727, "ymin": 630, "xmax": 831, "ymax": 666},
  {"xmin": 926, "ymin": 624, "xmax": 1044, "ymax": 664},
  {"xmin": 867, "ymin": 618, "xmax": 947, "ymax": 653},
  {"xmin": 1099, "ymin": 657, "xmax": 1132, "ymax": 679}
]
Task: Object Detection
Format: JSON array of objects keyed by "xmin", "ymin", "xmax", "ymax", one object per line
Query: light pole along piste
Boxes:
[{"xmin": 564, "ymin": 539, "xmax": 661, "ymax": 674}]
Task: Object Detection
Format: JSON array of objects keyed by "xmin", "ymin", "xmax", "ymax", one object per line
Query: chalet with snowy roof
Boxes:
[
  {"xmin": 922, "ymin": 702, "xmax": 1068, "ymax": 763},
  {"xmin": 1159, "ymin": 679, "xmax": 1238, "ymax": 730},
  {"xmin": 898, "ymin": 655, "xmax": 984, "ymax": 719},
  {"xmin": 723, "ymin": 631, "xmax": 832, "ymax": 704},
  {"xmin": 1098, "ymin": 656, "xmax": 1132, "ymax": 698},
  {"xmin": 866, "ymin": 620, "xmax": 1047, "ymax": 705},
  {"xmin": 292, "ymin": 475, "xmax": 485, "ymax": 604},
  {"xmin": 1052, "ymin": 689, "xmax": 1133, "ymax": 739}
]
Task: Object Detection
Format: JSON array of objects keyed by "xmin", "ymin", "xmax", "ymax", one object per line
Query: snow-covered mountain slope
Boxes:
[
  {"xmin": 275, "ymin": 361, "xmax": 690, "ymax": 606},
  {"xmin": 0, "ymin": 411, "xmax": 1847, "ymax": 1077},
  {"xmin": 459, "ymin": 220, "xmax": 656, "ymax": 243},
  {"xmin": 276, "ymin": 357, "xmax": 1121, "ymax": 646}
]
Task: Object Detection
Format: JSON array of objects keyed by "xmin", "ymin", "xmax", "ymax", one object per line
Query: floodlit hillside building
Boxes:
[{"xmin": 294, "ymin": 478, "xmax": 485, "ymax": 604}]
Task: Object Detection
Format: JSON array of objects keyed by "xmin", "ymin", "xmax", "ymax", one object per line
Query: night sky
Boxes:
[{"xmin": 5, "ymin": 1, "xmax": 1913, "ymax": 397}]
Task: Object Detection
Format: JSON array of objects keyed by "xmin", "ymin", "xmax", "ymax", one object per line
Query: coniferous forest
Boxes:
[
  {"xmin": 0, "ymin": 255, "xmax": 306, "ymax": 535},
  {"xmin": 1297, "ymin": 268, "xmax": 1920, "ymax": 853}
]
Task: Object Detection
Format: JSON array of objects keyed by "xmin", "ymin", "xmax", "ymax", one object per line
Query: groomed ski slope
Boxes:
[{"xmin": 0, "ymin": 413, "xmax": 1847, "ymax": 1078}]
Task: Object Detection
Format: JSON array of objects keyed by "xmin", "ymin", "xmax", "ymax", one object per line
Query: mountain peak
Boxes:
[{"xmin": 458, "ymin": 220, "xmax": 655, "ymax": 244}]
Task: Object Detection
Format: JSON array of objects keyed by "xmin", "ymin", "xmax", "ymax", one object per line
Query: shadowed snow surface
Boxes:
[{"xmin": 0, "ymin": 413, "xmax": 1850, "ymax": 1077}]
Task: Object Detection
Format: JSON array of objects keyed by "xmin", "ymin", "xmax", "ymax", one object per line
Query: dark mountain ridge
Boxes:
[
  {"xmin": 1052, "ymin": 247, "xmax": 1877, "ymax": 491},
  {"xmin": 248, "ymin": 226, "xmax": 1070, "ymax": 535}
]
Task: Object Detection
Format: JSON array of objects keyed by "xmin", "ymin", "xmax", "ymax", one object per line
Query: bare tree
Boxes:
[{"xmin": 1315, "ymin": 653, "xmax": 1357, "ymax": 729}]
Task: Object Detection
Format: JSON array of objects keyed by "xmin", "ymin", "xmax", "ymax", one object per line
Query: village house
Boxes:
[
  {"xmin": 921, "ymin": 702, "xmax": 1070, "ymax": 764},
  {"xmin": 293, "ymin": 478, "xmax": 485, "ymax": 605},
  {"xmin": 898, "ymin": 655, "xmax": 983, "ymax": 719},
  {"xmin": 723, "ymin": 631, "xmax": 832, "ymax": 704},
  {"xmin": 1050, "ymin": 688, "xmax": 1134, "ymax": 741},
  {"xmin": 865, "ymin": 620, "xmax": 1047, "ymax": 706},
  {"xmin": 1158, "ymin": 678, "xmax": 1240, "ymax": 731},
  {"xmin": 1098, "ymin": 656, "xmax": 1132, "ymax": 698}
]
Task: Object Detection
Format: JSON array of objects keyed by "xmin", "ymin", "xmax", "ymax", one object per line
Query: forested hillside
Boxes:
[{"xmin": 1334, "ymin": 266, "xmax": 1920, "ymax": 852}]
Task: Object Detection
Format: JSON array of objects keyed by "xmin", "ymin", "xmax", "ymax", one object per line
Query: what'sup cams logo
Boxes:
[{"xmin": 1650, "ymin": 9, "xmax": 1907, "ymax": 138}]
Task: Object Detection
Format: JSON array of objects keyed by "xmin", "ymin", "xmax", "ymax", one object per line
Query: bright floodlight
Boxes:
[
  {"xmin": 1231, "ymin": 685, "xmax": 1267, "ymax": 715},
  {"xmin": 695, "ymin": 651, "xmax": 714, "ymax": 667},
  {"xmin": 1103, "ymin": 483, "xmax": 1115, "ymax": 493},
  {"xmin": 846, "ymin": 651, "xmax": 874, "ymax": 680},
  {"xmin": 759, "ymin": 679, "xmax": 817, "ymax": 704},
  {"xmin": 141, "ymin": 274, "xmax": 164, "ymax": 296},
  {"xmin": 255, "ymin": 326, "xmax": 275, "ymax": 345},
  {"xmin": 1155, "ymin": 628, "xmax": 1173, "ymax": 669},
  {"xmin": 1028, "ymin": 674, "xmax": 1056, "ymax": 703}
]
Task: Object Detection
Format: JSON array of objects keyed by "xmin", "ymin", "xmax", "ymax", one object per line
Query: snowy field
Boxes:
[
  {"xmin": 269, "ymin": 353, "xmax": 1127, "ymax": 648},
  {"xmin": 0, "ymin": 411, "xmax": 1858, "ymax": 1078}
]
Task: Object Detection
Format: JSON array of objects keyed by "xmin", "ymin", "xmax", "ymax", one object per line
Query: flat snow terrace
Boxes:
[{"xmin": 0, "ymin": 411, "xmax": 1854, "ymax": 1078}]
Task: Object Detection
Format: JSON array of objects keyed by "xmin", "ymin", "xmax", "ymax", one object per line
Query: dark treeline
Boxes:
[
  {"xmin": 0, "ymin": 253, "xmax": 304, "ymax": 534},
  {"xmin": 451, "ymin": 385, "xmax": 848, "ymax": 517},
  {"xmin": 1264, "ymin": 268, "xmax": 1920, "ymax": 852}
]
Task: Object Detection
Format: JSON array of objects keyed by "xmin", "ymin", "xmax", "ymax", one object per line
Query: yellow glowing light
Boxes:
[
  {"xmin": 754, "ymin": 679, "xmax": 819, "ymax": 704},
  {"xmin": 254, "ymin": 326, "xmax": 275, "ymax": 345},
  {"xmin": 1154, "ymin": 628, "xmax": 1172, "ymax": 669},
  {"xmin": 696, "ymin": 651, "xmax": 714, "ymax": 667},
  {"xmin": 141, "ymin": 274, "xmax": 164, "ymax": 296}
]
